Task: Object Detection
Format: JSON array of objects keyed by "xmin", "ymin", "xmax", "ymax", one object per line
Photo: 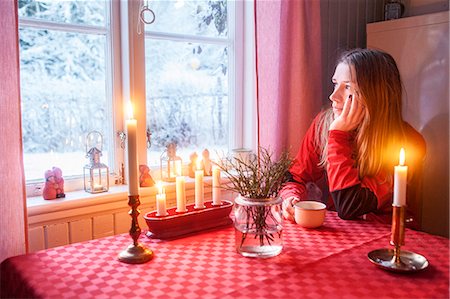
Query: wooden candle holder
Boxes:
[{"xmin": 144, "ymin": 200, "xmax": 233, "ymax": 239}]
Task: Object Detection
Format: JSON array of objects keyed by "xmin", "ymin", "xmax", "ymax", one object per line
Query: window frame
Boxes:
[
  {"xmin": 132, "ymin": 0, "xmax": 252, "ymax": 168},
  {"xmin": 21, "ymin": 0, "xmax": 255, "ymax": 197},
  {"xmin": 19, "ymin": 0, "xmax": 123, "ymax": 196}
]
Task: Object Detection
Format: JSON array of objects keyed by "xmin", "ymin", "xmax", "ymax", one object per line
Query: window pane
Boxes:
[
  {"xmin": 145, "ymin": 0, "xmax": 227, "ymax": 37},
  {"xmin": 19, "ymin": 27, "xmax": 109, "ymax": 180},
  {"xmin": 145, "ymin": 39, "xmax": 228, "ymax": 165},
  {"xmin": 18, "ymin": 0, "xmax": 107, "ymax": 26}
]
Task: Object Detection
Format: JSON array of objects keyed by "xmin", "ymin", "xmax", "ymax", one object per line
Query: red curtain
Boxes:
[
  {"xmin": 0, "ymin": 0, "xmax": 28, "ymax": 262},
  {"xmin": 255, "ymin": 0, "xmax": 322, "ymax": 157}
]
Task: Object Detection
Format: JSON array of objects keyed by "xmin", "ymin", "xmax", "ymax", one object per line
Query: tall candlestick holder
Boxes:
[
  {"xmin": 368, "ymin": 205, "xmax": 429, "ymax": 272},
  {"xmin": 118, "ymin": 195, "xmax": 153, "ymax": 264}
]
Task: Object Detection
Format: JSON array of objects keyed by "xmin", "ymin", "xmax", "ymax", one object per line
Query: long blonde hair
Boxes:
[{"xmin": 316, "ymin": 49, "xmax": 406, "ymax": 178}]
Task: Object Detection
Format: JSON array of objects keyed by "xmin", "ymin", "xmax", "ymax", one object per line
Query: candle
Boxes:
[
  {"xmin": 176, "ymin": 176, "xmax": 187, "ymax": 212},
  {"xmin": 156, "ymin": 181, "xmax": 167, "ymax": 216},
  {"xmin": 175, "ymin": 160, "xmax": 182, "ymax": 177},
  {"xmin": 93, "ymin": 183, "xmax": 103, "ymax": 191},
  {"xmin": 393, "ymin": 148, "xmax": 408, "ymax": 207},
  {"xmin": 195, "ymin": 158, "xmax": 205, "ymax": 209},
  {"xmin": 126, "ymin": 102, "xmax": 139, "ymax": 196},
  {"xmin": 212, "ymin": 165, "xmax": 221, "ymax": 205}
]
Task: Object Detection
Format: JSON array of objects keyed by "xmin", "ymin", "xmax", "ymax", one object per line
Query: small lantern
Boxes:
[
  {"xmin": 160, "ymin": 142, "xmax": 182, "ymax": 182},
  {"xmin": 84, "ymin": 131, "xmax": 109, "ymax": 193}
]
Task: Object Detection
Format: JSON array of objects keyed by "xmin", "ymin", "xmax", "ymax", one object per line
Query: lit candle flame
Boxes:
[
  {"xmin": 126, "ymin": 101, "xmax": 134, "ymax": 120},
  {"xmin": 399, "ymin": 148, "xmax": 405, "ymax": 166},
  {"xmin": 156, "ymin": 181, "xmax": 163, "ymax": 194},
  {"xmin": 197, "ymin": 158, "xmax": 202, "ymax": 170}
]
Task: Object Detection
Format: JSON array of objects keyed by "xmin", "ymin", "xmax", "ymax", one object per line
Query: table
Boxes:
[{"xmin": 1, "ymin": 212, "xmax": 448, "ymax": 299}]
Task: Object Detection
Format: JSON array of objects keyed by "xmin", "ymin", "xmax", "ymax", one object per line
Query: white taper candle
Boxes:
[{"xmin": 393, "ymin": 148, "xmax": 408, "ymax": 207}]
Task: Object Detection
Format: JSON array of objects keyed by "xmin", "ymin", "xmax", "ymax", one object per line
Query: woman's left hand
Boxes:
[{"xmin": 330, "ymin": 93, "xmax": 365, "ymax": 131}]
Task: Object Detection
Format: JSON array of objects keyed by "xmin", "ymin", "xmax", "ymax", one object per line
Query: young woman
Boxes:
[{"xmin": 280, "ymin": 48, "xmax": 426, "ymax": 225}]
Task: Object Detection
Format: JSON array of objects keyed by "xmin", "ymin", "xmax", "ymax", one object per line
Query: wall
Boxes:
[
  {"xmin": 320, "ymin": 0, "xmax": 385, "ymax": 103},
  {"xmin": 319, "ymin": 0, "xmax": 449, "ymax": 103}
]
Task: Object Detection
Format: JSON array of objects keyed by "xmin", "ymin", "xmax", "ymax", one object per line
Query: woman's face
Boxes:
[{"xmin": 329, "ymin": 62, "xmax": 359, "ymax": 118}]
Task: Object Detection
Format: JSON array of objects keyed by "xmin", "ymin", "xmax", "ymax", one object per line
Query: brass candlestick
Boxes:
[
  {"xmin": 368, "ymin": 205, "xmax": 429, "ymax": 272},
  {"xmin": 118, "ymin": 195, "xmax": 153, "ymax": 264},
  {"xmin": 390, "ymin": 205, "xmax": 405, "ymax": 264}
]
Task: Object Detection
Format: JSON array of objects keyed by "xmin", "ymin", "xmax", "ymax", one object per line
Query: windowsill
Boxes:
[{"xmin": 26, "ymin": 176, "xmax": 216, "ymax": 217}]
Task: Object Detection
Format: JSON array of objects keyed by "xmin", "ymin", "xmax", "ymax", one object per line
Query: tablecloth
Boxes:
[{"xmin": 1, "ymin": 212, "xmax": 448, "ymax": 299}]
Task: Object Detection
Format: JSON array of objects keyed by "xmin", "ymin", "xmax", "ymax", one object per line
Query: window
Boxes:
[
  {"xmin": 18, "ymin": 0, "xmax": 118, "ymax": 191},
  {"xmin": 143, "ymin": 0, "xmax": 242, "ymax": 165},
  {"xmin": 19, "ymin": 0, "xmax": 251, "ymax": 196}
]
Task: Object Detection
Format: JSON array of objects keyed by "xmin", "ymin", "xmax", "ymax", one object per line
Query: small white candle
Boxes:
[
  {"xmin": 212, "ymin": 165, "xmax": 221, "ymax": 205},
  {"xmin": 393, "ymin": 148, "xmax": 408, "ymax": 207},
  {"xmin": 175, "ymin": 160, "xmax": 182, "ymax": 177},
  {"xmin": 126, "ymin": 102, "xmax": 139, "ymax": 196},
  {"xmin": 93, "ymin": 183, "xmax": 103, "ymax": 191},
  {"xmin": 156, "ymin": 181, "xmax": 167, "ymax": 216},
  {"xmin": 176, "ymin": 176, "xmax": 187, "ymax": 212},
  {"xmin": 195, "ymin": 158, "xmax": 205, "ymax": 209}
]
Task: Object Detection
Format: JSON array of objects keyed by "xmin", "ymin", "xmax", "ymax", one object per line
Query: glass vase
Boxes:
[{"xmin": 233, "ymin": 195, "xmax": 283, "ymax": 258}]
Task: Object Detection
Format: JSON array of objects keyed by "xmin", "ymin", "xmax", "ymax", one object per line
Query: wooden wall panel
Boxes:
[
  {"xmin": 45, "ymin": 223, "xmax": 69, "ymax": 249},
  {"xmin": 114, "ymin": 212, "xmax": 130, "ymax": 235},
  {"xmin": 320, "ymin": 0, "xmax": 384, "ymax": 104},
  {"xmin": 28, "ymin": 226, "xmax": 45, "ymax": 253},
  {"xmin": 69, "ymin": 219, "xmax": 93, "ymax": 244},
  {"xmin": 93, "ymin": 214, "xmax": 115, "ymax": 239}
]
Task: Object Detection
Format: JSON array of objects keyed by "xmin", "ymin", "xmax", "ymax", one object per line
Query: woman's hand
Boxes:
[
  {"xmin": 330, "ymin": 93, "xmax": 365, "ymax": 131},
  {"xmin": 282, "ymin": 196, "xmax": 300, "ymax": 221}
]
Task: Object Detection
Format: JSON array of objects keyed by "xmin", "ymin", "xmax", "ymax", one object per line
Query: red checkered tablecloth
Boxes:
[{"xmin": 1, "ymin": 212, "xmax": 448, "ymax": 299}]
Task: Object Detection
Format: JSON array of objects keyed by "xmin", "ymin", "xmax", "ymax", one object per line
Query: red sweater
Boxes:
[{"xmin": 280, "ymin": 112, "xmax": 426, "ymax": 221}]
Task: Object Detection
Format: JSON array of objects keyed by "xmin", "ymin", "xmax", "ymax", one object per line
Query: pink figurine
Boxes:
[
  {"xmin": 52, "ymin": 167, "xmax": 65, "ymax": 198},
  {"xmin": 139, "ymin": 164, "xmax": 155, "ymax": 187},
  {"xmin": 43, "ymin": 169, "xmax": 57, "ymax": 200}
]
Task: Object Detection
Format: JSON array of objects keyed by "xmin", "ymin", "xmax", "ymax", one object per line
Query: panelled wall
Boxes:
[
  {"xmin": 319, "ymin": 0, "xmax": 449, "ymax": 104},
  {"xmin": 319, "ymin": 0, "xmax": 384, "ymax": 104}
]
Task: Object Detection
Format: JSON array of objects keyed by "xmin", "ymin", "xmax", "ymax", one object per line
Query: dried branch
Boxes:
[{"xmin": 215, "ymin": 147, "xmax": 292, "ymax": 199}]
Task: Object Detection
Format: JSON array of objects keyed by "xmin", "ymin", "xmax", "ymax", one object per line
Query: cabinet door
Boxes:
[
  {"xmin": 28, "ymin": 226, "xmax": 45, "ymax": 253},
  {"xmin": 69, "ymin": 219, "xmax": 93, "ymax": 243},
  {"xmin": 46, "ymin": 223, "xmax": 70, "ymax": 248}
]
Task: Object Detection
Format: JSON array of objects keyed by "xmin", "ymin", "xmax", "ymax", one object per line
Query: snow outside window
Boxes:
[
  {"xmin": 144, "ymin": 0, "xmax": 236, "ymax": 165},
  {"xmin": 18, "ymin": 0, "xmax": 115, "ymax": 187}
]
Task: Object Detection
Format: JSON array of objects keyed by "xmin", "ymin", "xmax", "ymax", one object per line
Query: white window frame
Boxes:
[
  {"xmin": 122, "ymin": 0, "xmax": 256, "ymax": 172},
  {"xmin": 22, "ymin": 0, "xmax": 256, "ymax": 198},
  {"xmin": 19, "ymin": 0, "xmax": 123, "ymax": 196}
]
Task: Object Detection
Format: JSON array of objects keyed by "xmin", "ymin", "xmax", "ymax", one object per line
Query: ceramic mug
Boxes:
[{"xmin": 294, "ymin": 201, "xmax": 326, "ymax": 228}]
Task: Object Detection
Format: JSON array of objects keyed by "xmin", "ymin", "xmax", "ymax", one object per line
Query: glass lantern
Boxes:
[
  {"xmin": 84, "ymin": 131, "xmax": 109, "ymax": 193},
  {"xmin": 160, "ymin": 142, "xmax": 182, "ymax": 182}
]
